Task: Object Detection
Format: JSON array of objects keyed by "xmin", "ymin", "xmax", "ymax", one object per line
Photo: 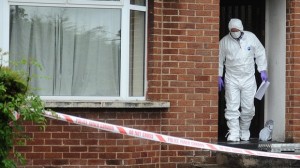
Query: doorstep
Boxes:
[
  {"xmin": 215, "ymin": 139, "xmax": 300, "ymax": 168},
  {"xmin": 217, "ymin": 138, "xmax": 300, "ymax": 153},
  {"xmin": 217, "ymin": 138, "xmax": 260, "ymax": 150}
]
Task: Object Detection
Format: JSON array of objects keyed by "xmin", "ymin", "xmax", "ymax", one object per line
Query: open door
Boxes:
[{"xmin": 218, "ymin": 0, "xmax": 266, "ymax": 141}]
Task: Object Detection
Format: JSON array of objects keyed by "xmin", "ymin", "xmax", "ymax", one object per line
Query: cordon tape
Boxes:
[{"xmin": 43, "ymin": 110, "xmax": 300, "ymax": 160}]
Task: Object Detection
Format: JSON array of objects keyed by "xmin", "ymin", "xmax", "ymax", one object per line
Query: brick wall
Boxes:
[
  {"xmin": 15, "ymin": 0, "xmax": 220, "ymax": 167},
  {"xmin": 148, "ymin": 0, "xmax": 219, "ymax": 167},
  {"xmin": 17, "ymin": 109, "xmax": 164, "ymax": 168},
  {"xmin": 286, "ymin": 0, "xmax": 300, "ymax": 142}
]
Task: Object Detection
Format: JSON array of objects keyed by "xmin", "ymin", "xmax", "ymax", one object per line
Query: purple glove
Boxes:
[
  {"xmin": 260, "ymin": 70, "xmax": 268, "ymax": 81},
  {"xmin": 218, "ymin": 76, "xmax": 224, "ymax": 91}
]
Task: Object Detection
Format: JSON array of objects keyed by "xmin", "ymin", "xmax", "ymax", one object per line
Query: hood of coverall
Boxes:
[{"xmin": 228, "ymin": 18, "xmax": 244, "ymax": 31}]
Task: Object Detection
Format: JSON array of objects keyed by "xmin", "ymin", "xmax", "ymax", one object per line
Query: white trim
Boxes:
[
  {"xmin": 9, "ymin": 0, "xmax": 67, "ymax": 3},
  {"xmin": 8, "ymin": 0, "xmax": 123, "ymax": 6},
  {"xmin": 8, "ymin": 2, "xmax": 123, "ymax": 8},
  {"xmin": 41, "ymin": 96, "xmax": 145, "ymax": 101},
  {"xmin": 143, "ymin": 0, "xmax": 148, "ymax": 97},
  {"xmin": 265, "ymin": 0, "xmax": 286, "ymax": 142},
  {"xmin": 0, "ymin": 0, "xmax": 10, "ymax": 66},
  {"xmin": 68, "ymin": 0, "xmax": 123, "ymax": 6},
  {"xmin": 43, "ymin": 100, "xmax": 170, "ymax": 108},
  {"xmin": 120, "ymin": 0, "xmax": 130, "ymax": 99},
  {"xmin": 130, "ymin": 4, "xmax": 146, "ymax": 11}
]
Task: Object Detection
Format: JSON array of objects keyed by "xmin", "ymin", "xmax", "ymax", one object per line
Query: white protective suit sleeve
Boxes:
[{"xmin": 219, "ymin": 42, "xmax": 226, "ymax": 76}]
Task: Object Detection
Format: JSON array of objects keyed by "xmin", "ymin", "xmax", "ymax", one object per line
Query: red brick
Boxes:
[
  {"xmin": 45, "ymin": 139, "xmax": 62, "ymax": 145},
  {"xmin": 87, "ymin": 159, "xmax": 105, "ymax": 165},
  {"xmin": 52, "ymin": 133, "xmax": 69, "ymax": 139},
  {"xmin": 88, "ymin": 146, "xmax": 105, "ymax": 153},
  {"xmin": 45, "ymin": 126, "xmax": 63, "ymax": 132},
  {"xmin": 99, "ymin": 153, "xmax": 116, "ymax": 159},
  {"xmin": 45, "ymin": 153, "xmax": 62, "ymax": 159},
  {"xmin": 70, "ymin": 159, "xmax": 88, "ymax": 165},
  {"xmin": 33, "ymin": 146, "xmax": 51, "ymax": 152},
  {"xmin": 81, "ymin": 153, "xmax": 98, "ymax": 159},
  {"xmin": 33, "ymin": 133, "xmax": 51, "ymax": 139},
  {"xmin": 52, "ymin": 146, "xmax": 69, "ymax": 152},
  {"xmin": 70, "ymin": 133, "xmax": 88, "ymax": 139},
  {"xmin": 32, "ymin": 159, "xmax": 51, "ymax": 165},
  {"xmin": 63, "ymin": 152, "xmax": 80, "ymax": 159},
  {"xmin": 63, "ymin": 139, "xmax": 80, "ymax": 145},
  {"xmin": 15, "ymin": 146, "xmax": 33, "ymax": 152},
  {"xmin": 51, "ymin": 159, "xmax": 69, "ymax": 165},
  {"xmin": 26, "ymin": 153, "xmax": 44, "ymax": 159},
  {"xmin": 70, "ymin": 146, "xmax": 87, "ymax": 152}
]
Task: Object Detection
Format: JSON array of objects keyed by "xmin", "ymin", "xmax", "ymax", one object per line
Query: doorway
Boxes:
[{"xmin": 218, "ymin": 0, "xmax": 266, "ymax": 141}]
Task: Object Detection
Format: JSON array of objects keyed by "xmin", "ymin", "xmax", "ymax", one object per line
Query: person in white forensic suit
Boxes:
[{"xmin": 218, "ymin": 18, "xmax": 268, "ymax": 142}]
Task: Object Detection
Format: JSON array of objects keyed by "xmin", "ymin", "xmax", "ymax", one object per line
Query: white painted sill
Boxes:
[{"xmin": 44, "ymin": 100, "xmax": 170, "ymax": 108}]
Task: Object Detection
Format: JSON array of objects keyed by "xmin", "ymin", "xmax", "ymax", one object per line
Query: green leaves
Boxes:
[{"xmin": 0, "ymin": 49, "xmax": 46, "ymax": 167}]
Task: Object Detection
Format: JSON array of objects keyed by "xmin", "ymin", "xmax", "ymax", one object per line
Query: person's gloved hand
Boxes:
[
  {"xmin": 218, "ymin": 76, "xmax": 224, "ymax": 91},
  {"xmin": 260, "ymin": 70, "xmax": 268, "ymax": 81}
]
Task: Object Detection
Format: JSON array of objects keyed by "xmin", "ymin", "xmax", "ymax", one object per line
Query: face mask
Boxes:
[{"xmin": 230, "ymin": 31, "xmax": 241, "ymax": 39}]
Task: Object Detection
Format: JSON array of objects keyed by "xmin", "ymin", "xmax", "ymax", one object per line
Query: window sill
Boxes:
[{"xmin": 44, "ymin": 100, "xmax": 170, "ymax": 108}]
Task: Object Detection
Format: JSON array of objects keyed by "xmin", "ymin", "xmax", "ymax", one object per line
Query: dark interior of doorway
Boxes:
[{"xmin": 218, "ymin": 0, "xmax": 266, "ymax": 141}]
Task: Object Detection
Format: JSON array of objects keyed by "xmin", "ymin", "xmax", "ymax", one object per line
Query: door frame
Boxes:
[{"xmin": 265, "ymin": 0, "xmax": 286, "ymax": 142}]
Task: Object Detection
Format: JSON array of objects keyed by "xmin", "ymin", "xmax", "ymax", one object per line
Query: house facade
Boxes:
[{"xmin": 0, "ymin": 0, "xmax": 299, "ymax": 167}]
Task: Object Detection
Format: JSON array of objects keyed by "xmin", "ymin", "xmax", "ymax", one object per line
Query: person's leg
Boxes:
[
  {"xmin": 225, "ymin": 81, "xmax": 241, "ymax": 142},
  {"xmin": 240, "ymin": 76, "xmax": 257, "ymax": 141}
]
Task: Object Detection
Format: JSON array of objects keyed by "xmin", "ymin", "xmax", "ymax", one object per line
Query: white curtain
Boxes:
[{"xmin": 9, "ymin": 6, "xmax": 121, "ymax": 96}]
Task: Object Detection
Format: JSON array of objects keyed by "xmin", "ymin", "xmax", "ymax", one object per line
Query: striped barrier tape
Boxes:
[{"xmin": 43, "ymin": 110, "xmax": 300, "ymax": 160}]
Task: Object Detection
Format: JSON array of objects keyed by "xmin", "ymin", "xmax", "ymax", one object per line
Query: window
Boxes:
[{"xmin": 0, "ymin": 0, "xmax": 147, "ymax": 100}]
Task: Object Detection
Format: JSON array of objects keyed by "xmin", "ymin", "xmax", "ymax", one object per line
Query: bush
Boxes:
[{"xmin": 0, "ymin": 49, "xmax": 46, "ymax": 168}]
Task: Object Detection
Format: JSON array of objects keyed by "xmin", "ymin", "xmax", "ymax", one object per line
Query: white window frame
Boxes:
[
  {"xmin": 8, "ymin": 0, "xmax": 123, "ymax": 6},
  {"xmin": 0, "ymin": 0, "xmax": 147, "ymax": 101}
]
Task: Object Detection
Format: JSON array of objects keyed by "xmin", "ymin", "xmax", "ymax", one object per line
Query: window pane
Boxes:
[
  {"xmin": 9, "ymin": 6, "xmax": 121, "ymax": 96},
  {"xmin": 129, "ymin": 10, "xmax": 145, "ymax": 97},
  {"xmin": 130, "ymin": 0, "xmax": 146, "ymax": 6}
]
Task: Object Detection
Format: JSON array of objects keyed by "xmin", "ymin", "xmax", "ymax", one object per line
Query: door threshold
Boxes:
[
  {"xmin": 217, "ymin": 138, "xmax": 261, "ymax": 150},
  {"xmin": 217, "ymin": 139, "xmax": 300, "ymax": 153}
]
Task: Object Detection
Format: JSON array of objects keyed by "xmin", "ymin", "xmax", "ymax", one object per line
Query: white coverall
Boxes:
[{"xmin": 219, "ymin": 19, "xmax": 267, "ymax": 141}]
